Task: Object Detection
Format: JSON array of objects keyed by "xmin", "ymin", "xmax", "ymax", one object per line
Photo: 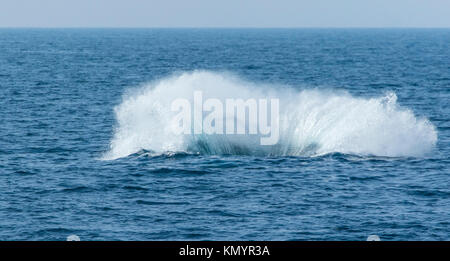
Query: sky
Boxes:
[{"xmin": 1, "ymin": 0, "xmax": 450, "ymax": 28}]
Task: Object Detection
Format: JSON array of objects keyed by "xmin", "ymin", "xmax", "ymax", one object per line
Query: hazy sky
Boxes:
[{"xmin": 1, "ymin": 0, "xmax": 450, "ymax": 28}]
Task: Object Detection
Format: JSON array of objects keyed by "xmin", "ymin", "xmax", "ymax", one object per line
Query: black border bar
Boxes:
[{"xmin": 0, "ymin": 241, "xmax": 448, "ymax": 259}]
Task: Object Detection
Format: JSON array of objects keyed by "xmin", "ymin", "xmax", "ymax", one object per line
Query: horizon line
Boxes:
[{"xmin": 1, "ymin": 26, "xmax": 450, "ymax": 29}]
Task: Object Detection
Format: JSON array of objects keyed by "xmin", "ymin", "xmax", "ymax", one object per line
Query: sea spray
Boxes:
[{"xmin": 103, "ymin": 71, "xmax": 437, "ymax": 160}]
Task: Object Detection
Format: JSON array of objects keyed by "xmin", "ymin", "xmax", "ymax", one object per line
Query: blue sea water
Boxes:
[{"xmin": 0, "ymin": 29, "xmax": 449, "ymax": 240}]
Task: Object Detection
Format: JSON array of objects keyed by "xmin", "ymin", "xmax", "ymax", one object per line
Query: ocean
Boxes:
[{"xmin": 0, "ymin": 28, "xmax": 448, "ymax": 240}]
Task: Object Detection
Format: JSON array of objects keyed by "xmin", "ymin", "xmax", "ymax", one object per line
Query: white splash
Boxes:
[{"xmin": 102, "ymin": 71, "xmax": 437, "ymax": 160}]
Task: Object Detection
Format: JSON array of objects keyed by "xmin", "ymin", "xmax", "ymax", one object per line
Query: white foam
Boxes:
[{"xmin": 102, "ymin": 71, "xmax": 437, "ymax": 160}]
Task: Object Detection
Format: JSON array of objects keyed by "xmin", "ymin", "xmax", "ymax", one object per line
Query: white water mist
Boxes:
[{"xmin": 103, "ymin": 71, "xmax": 437, "ymax": 160}]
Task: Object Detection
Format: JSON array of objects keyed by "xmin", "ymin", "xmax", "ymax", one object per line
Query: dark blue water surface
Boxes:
[{"xmin": 0, "ymin": 29, "xmax": 449, "ymax": 240}]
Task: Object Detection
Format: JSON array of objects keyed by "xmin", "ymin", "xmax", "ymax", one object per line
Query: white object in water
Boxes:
[
  {"xmin": 367, "ymin": 235, "xmax": 381, "ymax": 241},
  {"xmin": 67, "ymin": 235, "xmax": 81, "ymax": 241}
]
